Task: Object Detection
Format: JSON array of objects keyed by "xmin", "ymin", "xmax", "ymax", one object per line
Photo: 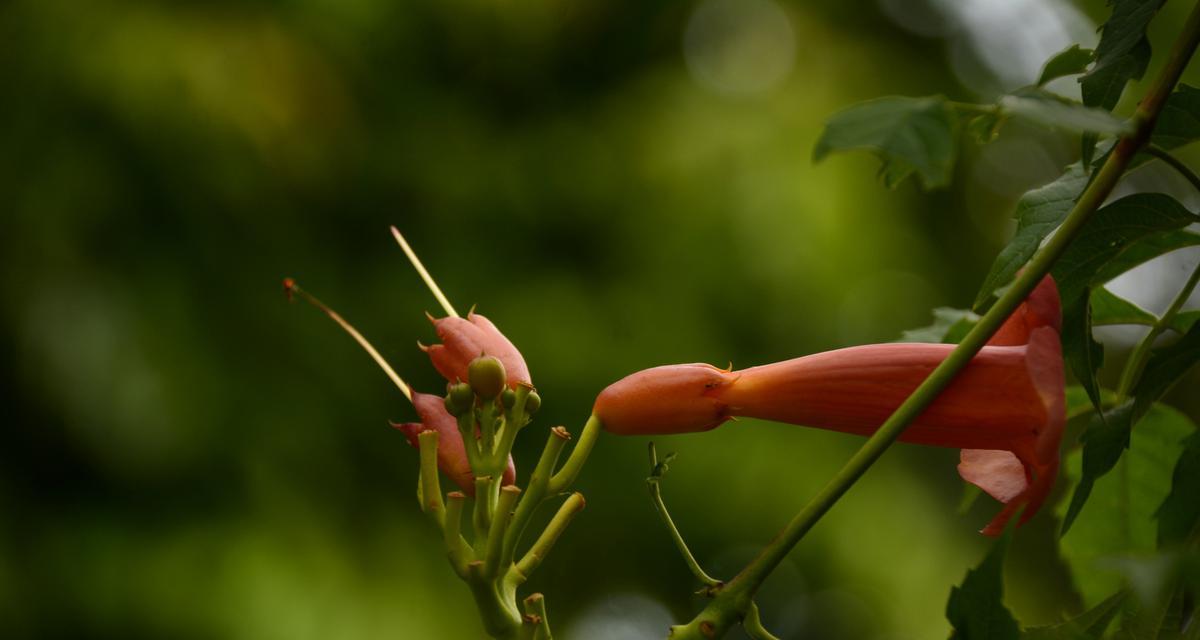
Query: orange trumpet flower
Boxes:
[{"xmin": 594, "ymin": 276, "xmax": 1065, "ymax": 535}]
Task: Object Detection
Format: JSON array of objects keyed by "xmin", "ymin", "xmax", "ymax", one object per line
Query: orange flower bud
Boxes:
[
  {"xmin": 422, "ymin": 312, "xmax": 531, "ymax": 388},
  {"xmin": 593, "ymin": 363, "xmax": 736, "ymax": 435},
  {"xmin": 392, "ymin": 392, "xmax": 516, "ymax": 495}
]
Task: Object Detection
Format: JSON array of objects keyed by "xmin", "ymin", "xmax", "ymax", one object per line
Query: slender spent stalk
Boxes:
[
  {"xmin": 283, "ymin": 278, "xmax": 412, "ymax": 402},
  {"xmin": 391, "ymin": 226, "xmax": 460, "ymax": 318}
]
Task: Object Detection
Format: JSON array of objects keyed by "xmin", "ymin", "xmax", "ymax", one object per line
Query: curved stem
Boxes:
[
  {"xmin": 669, "ymin": 4, "xmax": 1200, "ymax": 637},
  {"xmin": 743, "ymin": 603, "xmax": 780, "ymax": 640},
  {"xmin": 513, "ymin": 493, "xmax": 585, "ymax": 579},
  {"xmin": 1116, "ymin": 260, "xmax": 1200, "ymax": 398},
  {"xmin": 283, "ymin": 280, "xmax": 413, "ymax": 402},
  {"xmin": 647, "ymin": 443, "xmax": 720, "ymax": 588},
  {"xmin": 548, "ymin": 414, "xmax": 602, "ymax": 493},
  {"xmin": 1144, "ymin": 144, "xmax": 1200, "ymax": 194}
]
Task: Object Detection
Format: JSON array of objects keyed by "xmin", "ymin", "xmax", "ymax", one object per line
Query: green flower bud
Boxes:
[
  {"xmin": 501, "ymin": 388, "xmax": 517, "ymax": 409},
  {"xmin": 444, "ymin": 382, "xmax": 475, "ymax": 417},
  {"xmin": 525, "ymin": 390, "xmax": 542, "ymax": 415},
  {"xmin": 468, "ymin": 355, "xmax": 506, "ymax": 400}
]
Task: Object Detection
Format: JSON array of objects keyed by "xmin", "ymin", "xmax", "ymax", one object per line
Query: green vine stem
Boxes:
[
  {"xmin": 1116, "ymin": 260, "xmax": 1200, "ymax": 398},
  {"xmin": 1143, "ymin": 144, "xmax": 1200, "ymax": 194},
  {"xmin": 669, "ymin": 4, "xmax": 1200, "ymax": 637}
]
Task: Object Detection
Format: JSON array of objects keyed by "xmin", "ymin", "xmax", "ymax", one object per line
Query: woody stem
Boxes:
[{"xmin": 669, "ymin": 4, "xmax": 1200, "ymax": 637}]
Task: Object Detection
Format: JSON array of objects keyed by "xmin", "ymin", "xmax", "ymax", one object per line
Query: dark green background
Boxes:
[{"xmin": 5, "ymin": 0, "xmax": 1199, "ymax": 637}]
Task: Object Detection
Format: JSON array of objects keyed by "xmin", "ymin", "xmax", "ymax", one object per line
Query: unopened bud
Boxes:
[
  {"xmin": 525, "ymin": 390, "xmax": 541, "ymax": 415},
  {"xmin": 501, "ymin": 388, "xmax": 517, "ymax": 409},
  {"xmin": 469, "ymin": 355, "xmax": 507, "ymax": 400},
  {"xmin": 444, "ymin": 382, "xmax": 475, "ymax": 417}
]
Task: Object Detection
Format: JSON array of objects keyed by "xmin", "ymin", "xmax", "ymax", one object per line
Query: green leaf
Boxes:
[
  {"xmin": 1021, "ymin": 591, "xmax": 1126, "ymax": 640},
  {"xmin": 1091, "ymin": 229, "xmax": 1200, "ymax": 285},
  {"xmin": 1052, "ymin": 194, "xmax": 1198, "ymax": 409},
  {"xmin": 1066, "ymin": 324, "xmax": 1200, "ymax": 540},
  {"xmin": 1169, "ymin": 309, "xmax": 1200, "ymax": 334},
  {"xmin": 1058, "ymin": 403, "xmax": 1195, "ymax": 603},
  {"xmin": 1062, "ymin": 401, "xmax": 1134, "ymax": 537},
  {"xmin": 1083, "ymin": 39, "xmax": 1151, "ymax": 113},
  {"xmin": 1115, "ymin": 560, "xmax": 1196, "ymax": 640},
  {"xmin": 1149, "ymin": 84, "xmax": 1200, "ymax": 150},
  {"xmin": 973, "ymin": 164, "xmax": 1089, "ymax": 310},
  {"xmin": 1158, "ymin": 430, "xmax": 1200, "ymax": 548},
  {"xmin": 1091, "ymin": 286, "xmax": 1157, "ymax": 328},
  {"xmin": 946, "ymin": 531, "xmax": 1020, "ymax": 640},
  {"xmin": 1000, "ymin": 93, "xmax": 1133, "ymax": 136},
  {"xmin": 1052, "ymin": 195, "xmax": 1198, "ymax": 303},
  {"xmin": 1062, "ymin": 293, "xmax": 1107, "ymax": 413},
  {"xmin": 1131, "ymin": 321, "xmax": 1200, "ymax": 418},
  {"xmin": 900, "ymin": 307, "xmax": 980, "ymax": 343},
  {"xmin": 1081, "ymin": 0, "xmax": 1163, "ymax": 111},
  {"xmin": 1038, "ymin": 45, "xmax": 1096, "ymax": 87},
  {"xmin": 813, "ymin": 96, "xmax": 960, "ymax": 190}
]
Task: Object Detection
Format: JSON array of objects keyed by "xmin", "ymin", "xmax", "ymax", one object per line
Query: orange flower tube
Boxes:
[
  {"xmin": 392, "ymin": 392, "xmax": 517, "ymax": 495},
  {"xmin": 721, "ymin": 326, "xmax": 1062, "ymax": 534},
  {"xmin": 593, "ymin": 276, "xmax": 1064, "ymax": 534},
  {"xmin": 422, "ymin": 312, "xmax": 532, "ymax": 388}
]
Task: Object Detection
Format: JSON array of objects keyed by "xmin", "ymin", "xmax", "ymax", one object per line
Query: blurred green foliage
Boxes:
[{"xmin": 4, "ymin": 0, "xmax": 1199, "ymax": 638}]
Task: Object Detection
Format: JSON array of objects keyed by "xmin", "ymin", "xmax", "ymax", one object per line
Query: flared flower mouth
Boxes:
[{"xmin": 594, "ymin": 276, "xmax": 1065, "ymax": 535}]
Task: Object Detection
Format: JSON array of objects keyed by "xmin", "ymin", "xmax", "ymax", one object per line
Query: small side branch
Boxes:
[
  {"xmin": 1144, "ymin": 144, "xmax": 1200, "ymax": 195},
  {"xmin": 548, "ymin": 414, "xmax": 602, "ymax": 493},
  {"xmin": 647, "ymin": 443, "xmax": 720, "ymax": 589},
  {"xmin": 513, "ymin": 493, "xmax": 586, "ymax": 580}
]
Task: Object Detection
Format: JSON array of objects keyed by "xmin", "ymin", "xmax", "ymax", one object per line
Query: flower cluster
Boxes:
[{"xmin": 396, "ymin": 311, "xmax": 531, "ymax": 494}]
